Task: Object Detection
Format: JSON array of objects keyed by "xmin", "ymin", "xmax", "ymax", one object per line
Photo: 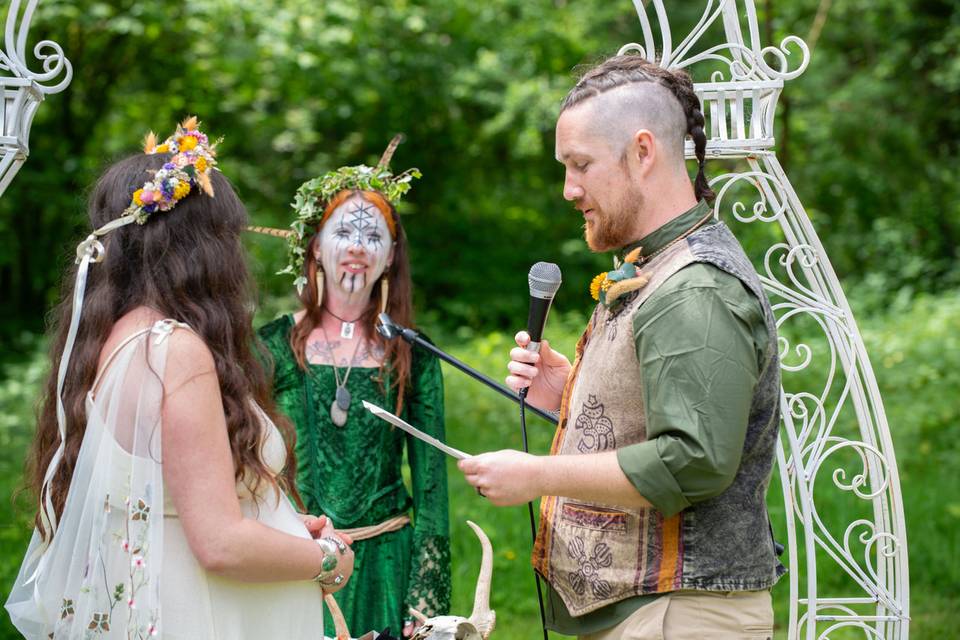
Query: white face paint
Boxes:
[{"xmin": 315, "ymin": 194, "xmax": 394, "ymax": 299}]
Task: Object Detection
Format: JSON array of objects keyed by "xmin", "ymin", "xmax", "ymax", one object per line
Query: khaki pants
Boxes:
[{"xmin": 581, "ymin": 590, "xmax": 773, "ymax": 640}]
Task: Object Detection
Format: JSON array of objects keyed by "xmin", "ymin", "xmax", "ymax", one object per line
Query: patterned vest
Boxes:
[{"xmin": 532, "ymin": 222, "xmax": 784, "ymax": 616}]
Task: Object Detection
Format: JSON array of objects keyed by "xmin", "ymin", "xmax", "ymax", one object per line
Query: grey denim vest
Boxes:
[{"xmin": 533, "ymin": 221, "xmax": 785, "ymax": 616}]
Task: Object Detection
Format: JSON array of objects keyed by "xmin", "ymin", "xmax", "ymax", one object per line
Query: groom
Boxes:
[{"xmin": 459, "ymin": 54, "xmax": 784, "ymax": 639}]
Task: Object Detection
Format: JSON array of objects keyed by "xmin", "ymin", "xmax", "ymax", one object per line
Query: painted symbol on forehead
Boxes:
[{"xmin": 333, "ymin": 200, "xmax": 386, "ymax": 251}]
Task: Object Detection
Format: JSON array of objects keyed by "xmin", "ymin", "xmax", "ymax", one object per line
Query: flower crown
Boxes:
[
  {"xmin": 251, "ymin": 134, "xmax": 420, "ymax": 293},
  {"xmin": 122, "ymin": 116, "xmax": 219, "ymax": 224}
]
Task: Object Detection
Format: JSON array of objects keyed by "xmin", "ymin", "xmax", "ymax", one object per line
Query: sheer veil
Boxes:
[{"xmin": 6, "ymin": 319, "xmax": 185, "ymax": 639}]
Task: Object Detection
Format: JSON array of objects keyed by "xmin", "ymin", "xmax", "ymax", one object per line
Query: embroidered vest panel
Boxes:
[{"xmin": 532, "ymin": 222, "xmax": 783, "ymax": 617}]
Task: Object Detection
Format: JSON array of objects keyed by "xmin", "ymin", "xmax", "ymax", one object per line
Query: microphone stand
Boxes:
[
  {"xmin": 519, "ymin": 386, "xmax": 551, "ymax": 640},
  {"xmin": 376, "ymin": 313, "xmax": 558, "ymax": 425},
  {"xmin": 377, "ymin": 312, "xmax": 553, "ymax": 639}
]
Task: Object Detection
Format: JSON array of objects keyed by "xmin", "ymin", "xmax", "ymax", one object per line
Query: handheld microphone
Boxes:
[{"xmin": 525, "ymin": 262, "xmax": 562, "ymax": 353}]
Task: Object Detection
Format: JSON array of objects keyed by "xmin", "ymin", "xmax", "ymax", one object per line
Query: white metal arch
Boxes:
[
  {"xmin": 0, "ymin": 0, "xmax": 72, "ymax": 198},
  {"xmin": 620, "ymin": 1, "xmax": 909, "ymax": 638}
]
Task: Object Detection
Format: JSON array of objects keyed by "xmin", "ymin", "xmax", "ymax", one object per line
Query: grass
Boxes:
[{"xmin": 2, "ymin": 294, "xmax": 959, "ymax": 638}]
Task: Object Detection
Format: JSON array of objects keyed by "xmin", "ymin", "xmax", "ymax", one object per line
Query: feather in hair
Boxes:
[
  {"xmin": 198, "ymin": 171, "xmax": 215, "ymax": 197},
  {"xmin": 181, "ymin": 115, "xmax": 199, "ymax": 132},
  {"xmin": 143, "ymin": 131, "xmax": 157, "ymax": 154}
]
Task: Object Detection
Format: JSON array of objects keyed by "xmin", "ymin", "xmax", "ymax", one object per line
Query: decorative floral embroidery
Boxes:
[
  {"xmin": 574, "ymin": 394, "xmax": 616, "ymax": 452},
  {"xmin": 130, "ymin": 499, "xmax": 150, "ymax": 521},
  {"xmin": 56, "ymin": 487, "xmax": 160, "ymax": 639},
  {"xmin": 87, "ymin": 612, "xmax": 110, "ymax": 632},
  {"xmin": 566, "ymin": 538, "xmax": 614, "ymax": 599}
]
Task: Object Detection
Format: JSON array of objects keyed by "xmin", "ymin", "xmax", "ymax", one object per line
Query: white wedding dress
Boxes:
[{"xmin": 6, "ymin": 320, "xmax": 325, "ymax": 639}]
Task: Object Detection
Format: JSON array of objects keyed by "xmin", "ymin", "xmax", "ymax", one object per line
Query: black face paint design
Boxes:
[{"xmin": 319, "ymin": 197, "xmax": 392, "ymax": 296}]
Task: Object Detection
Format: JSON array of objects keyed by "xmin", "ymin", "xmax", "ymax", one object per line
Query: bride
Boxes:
[{"xmin": 5, "ymin": 119, "xmax": 353, "ymax": 639}]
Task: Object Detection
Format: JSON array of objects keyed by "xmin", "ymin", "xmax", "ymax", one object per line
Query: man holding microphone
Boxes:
[{"xmin": 458, "ymin": 55, "xmax": 784, "ymax": 639}]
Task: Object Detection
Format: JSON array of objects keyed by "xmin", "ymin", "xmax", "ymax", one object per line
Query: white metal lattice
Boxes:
[
  {"xmin": 621, "ymin": 2, "xmax": 909, "ymax": 638},
  {"xmin": 0, "ymin": 0, "xmax": 71, "ymax": 197}
]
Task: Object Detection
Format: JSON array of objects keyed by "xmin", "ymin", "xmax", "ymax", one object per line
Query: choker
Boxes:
[{"xmin": 324, "ymin": 307, "xmax": 362, "ymax": 340}]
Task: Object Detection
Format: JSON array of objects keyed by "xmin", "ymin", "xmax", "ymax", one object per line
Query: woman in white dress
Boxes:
[{"xmin": 5, "ymin": 119, "xmax": 353, "ymax": 639}]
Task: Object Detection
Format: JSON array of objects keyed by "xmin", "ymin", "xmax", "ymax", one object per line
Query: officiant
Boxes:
[{"xmin": 255, "ymin": 137, "xmax": 451, "ymax": 638}]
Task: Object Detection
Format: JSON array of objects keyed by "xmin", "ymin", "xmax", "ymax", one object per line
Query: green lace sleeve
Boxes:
[{"xmin": 403, "ymin": 346, "xmax": 452, "ymax": 618}]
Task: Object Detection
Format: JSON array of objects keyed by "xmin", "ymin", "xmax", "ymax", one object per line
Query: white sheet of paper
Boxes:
[{"xmin": 362, "ymin": 400, "xmax": 471, "ymax": 460}]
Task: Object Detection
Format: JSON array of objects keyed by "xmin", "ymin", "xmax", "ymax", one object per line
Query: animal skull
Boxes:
[
  {"xmin": 324, "ymin": 521, "xmax": 495, "ymax": 640},
  {"xmin": 408, "ymin": 521, "xmax": 495, "ymax": 640}
]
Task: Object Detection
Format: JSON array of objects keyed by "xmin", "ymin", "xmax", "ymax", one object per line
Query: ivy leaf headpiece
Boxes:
[{"xmin": 248, "ymin": 134, "xmax": 421, "ymax": 293}]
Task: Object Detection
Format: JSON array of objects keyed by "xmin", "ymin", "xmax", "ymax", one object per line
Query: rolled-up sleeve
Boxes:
[{"xmin": 617, "ymin": 265, "xmax": 767, "ymax": 517}]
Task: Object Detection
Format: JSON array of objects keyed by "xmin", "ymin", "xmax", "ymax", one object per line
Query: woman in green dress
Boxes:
[{"xmin": 256, "ymin": 144, "xmax": 450, "ymax": 637}]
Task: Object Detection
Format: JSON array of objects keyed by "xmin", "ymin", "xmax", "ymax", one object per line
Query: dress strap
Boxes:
[{"xmin": 90, "ymin": 319, "xmax": 192, "ymax": 396}]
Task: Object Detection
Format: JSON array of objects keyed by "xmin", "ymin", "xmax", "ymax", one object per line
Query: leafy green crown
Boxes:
[{"xmin": 279, "ymin": 163, "xmax": 422, "ymax": 292}]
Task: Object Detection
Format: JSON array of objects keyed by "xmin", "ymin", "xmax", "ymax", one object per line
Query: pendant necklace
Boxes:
[
  {"xmin": 319, "ymin": 323, "xmax": 364, "ymax": 427},
  {"xmin": 324, "ymin": 306, "xmax": 362, "ymax": 340}
]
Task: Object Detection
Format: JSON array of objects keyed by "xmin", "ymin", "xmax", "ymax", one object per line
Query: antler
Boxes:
[
  {"xmin": 376, "ymin": 134, "xmax": 406, "ymax": 173},
  {"xmin": 246, "ymin": 225, "xmax": 294, "ymax": 238},
  {"xmin": 408, "ymin": 608, "xmax": 428, "ymax": 625},
  {"xmin": 324, "ymin": 593, "xmax": 352, "ymax": 640},
  {"xmin": 466, "ymin": 520, "xmax": 496, "ymax": 638}
]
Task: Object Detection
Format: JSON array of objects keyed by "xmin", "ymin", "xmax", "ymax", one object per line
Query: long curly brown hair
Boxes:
[
  {"xmin": 289, "ymin": 189, "xmax": 414, "ymax": 414},
  {"xmin": 28, "ymin": 152, "xmax": 301, "ymax": 539}
]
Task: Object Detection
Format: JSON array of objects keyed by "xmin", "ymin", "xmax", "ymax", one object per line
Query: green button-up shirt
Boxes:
[{"xmin": 545, "ymin": 201, "xmax": 768, "ymax": 635}]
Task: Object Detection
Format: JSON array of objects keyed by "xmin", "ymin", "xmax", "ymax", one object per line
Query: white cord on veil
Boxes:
[{"xmin": 37, "ymin": 214, "xmax": 137, "ymax": 548}]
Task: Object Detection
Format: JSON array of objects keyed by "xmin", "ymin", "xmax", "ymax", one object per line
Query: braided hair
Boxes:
[{"xmin": 562, "ymin": 55, "xmax": 715, "ymax": 203}]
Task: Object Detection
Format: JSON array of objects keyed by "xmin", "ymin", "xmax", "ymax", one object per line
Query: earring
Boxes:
[
  {"xmin": 379, "ymin": 275, "xmax": 389, "ymax": 315},
  {"xmin": 315, "ymin": 270, "xmax": 325, "ymax": 308}
]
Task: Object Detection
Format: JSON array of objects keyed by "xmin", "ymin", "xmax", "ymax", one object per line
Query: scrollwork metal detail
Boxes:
[
  {"xmin": 620, "ymin": 0, "xmax": 810, "ymax": 82},
  {"xmin": 2, "ymin": 0, "xmax": 72, "ymax": 92},
  {"xmin": 0, "ymin": 0, "xmax": 72, "ymax": 198}
]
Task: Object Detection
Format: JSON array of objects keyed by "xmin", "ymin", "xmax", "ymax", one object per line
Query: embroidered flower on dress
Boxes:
[
  {"xmin": 130, "ymin": 498, "xmax": 150, "ymax": 522},
  {"xmin": 88, "ymin": 612, "xmax": 110, "ymax": 632}
]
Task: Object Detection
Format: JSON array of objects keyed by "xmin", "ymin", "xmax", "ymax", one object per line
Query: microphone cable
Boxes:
[{"xmin": 519, "ymin": 386, "xmax": 550, "ymax": 640}]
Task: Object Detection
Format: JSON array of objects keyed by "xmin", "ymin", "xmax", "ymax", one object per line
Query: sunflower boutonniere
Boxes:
[{"xmin": 589, "ymin": 260, "xmax": 645, "ymax": 306}]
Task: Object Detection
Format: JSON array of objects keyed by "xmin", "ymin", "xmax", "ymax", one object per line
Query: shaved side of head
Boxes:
[
  {"xmin": 560, "ymin": 55, "xmax": 715, "ymax": 202},
  {"xmin": 577, "ymin": 82, "xmax": 687, "ymax": 169}
]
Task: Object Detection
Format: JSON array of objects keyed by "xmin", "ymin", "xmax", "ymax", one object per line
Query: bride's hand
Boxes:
[
  {"xmin": 298, "ymin": 513, "xmax": 354, "ymax": 545},
  {"xmin": 298, "ymin": 513, "xmax": 326, "ymax": 539}
]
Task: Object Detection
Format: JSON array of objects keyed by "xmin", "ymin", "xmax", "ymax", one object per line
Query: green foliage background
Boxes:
[{"xmin": 1, "ymin": 0, "xmax": 958, "ymax": 637}]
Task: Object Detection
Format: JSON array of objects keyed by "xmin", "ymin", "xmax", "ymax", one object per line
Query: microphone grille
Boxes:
[{"xmin": 528, "ymin": 261, "xmax": 562, "ymax": 298}]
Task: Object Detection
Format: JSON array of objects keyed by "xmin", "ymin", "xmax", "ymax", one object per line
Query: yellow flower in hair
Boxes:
[
  {"xmin": 155, "ymin": 144, "xmax": 169, "ymax": 154},
  {"xmin": 173, "ymin": 182, "xmax": 191, "ymax": 200},
  {"xmin": 178, "ymin": 135, "xmax": 198, "ymax": 151},
  {"xmin": 132, "ymin": 189, "xmax": 145, "ymax": 206},
  {"xmin": 195, "ymin": 156, "xmax": 207, "ymax": 172}
]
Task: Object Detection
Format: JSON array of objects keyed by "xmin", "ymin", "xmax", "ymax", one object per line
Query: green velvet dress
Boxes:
[{"xmin": 258, "ymin": 315, "xmax": 451, "ymax": 635}]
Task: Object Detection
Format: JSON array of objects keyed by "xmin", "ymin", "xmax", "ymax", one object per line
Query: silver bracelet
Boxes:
[
  {"xmin": 322, "ymin": 535, "xmax": 348, "ymax": 555},
  {"xmin": 318, "ymin": 572, "xmax": 345, "ymax": 588},
  {"xmin": 312, "ymin": 537, "xmax": 340, "ymax": 583}
]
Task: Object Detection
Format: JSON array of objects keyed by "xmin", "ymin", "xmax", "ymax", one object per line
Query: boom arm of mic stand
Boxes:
[{"xmin": 379, "ymin": 314, "xmax": 558, "ymax": 425}]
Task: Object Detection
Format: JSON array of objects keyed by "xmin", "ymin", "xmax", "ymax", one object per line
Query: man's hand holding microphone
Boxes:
[{"xmin": 459, "ymin": 263, "xmax": 571, "ymax": 506}]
